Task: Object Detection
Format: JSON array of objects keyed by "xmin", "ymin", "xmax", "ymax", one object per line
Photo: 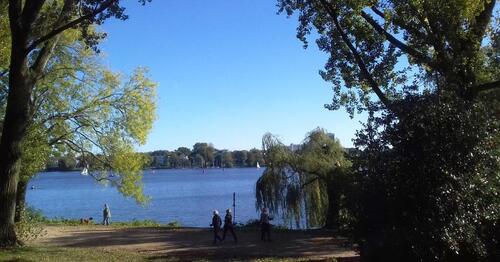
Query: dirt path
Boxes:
[{"xmin": 35, "ymin": 226, "xmax": 358, "ymax": 260}]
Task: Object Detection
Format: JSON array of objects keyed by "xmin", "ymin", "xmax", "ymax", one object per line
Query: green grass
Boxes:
[
  {"xmin": 42, "ymin": 219, "xmax": 181, "ymax": 228},
  {"xmin": 0, "ymin": 247, "xmax": 145, "ymax": 262},
  {"xmin": 0, "ymin": 247, "xmax": 338, "ymax": 262}
]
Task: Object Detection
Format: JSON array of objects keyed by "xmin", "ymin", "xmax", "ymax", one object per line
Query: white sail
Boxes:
[
  {"xmin": 256, "ymin": 162, "xmax": 260, "ymax": 168},
  {"xmin": 81, "ymin": 167, "xmax": 89, "ymax": 176}
]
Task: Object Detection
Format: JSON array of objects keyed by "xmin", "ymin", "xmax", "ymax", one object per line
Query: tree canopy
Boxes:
[
  {"xmin": 274, "ymin": 1, "xmax": 499, "ymax": 260},
  {"xmin": 278, "ymin": 0, "xmax": 499, "ymax": 115},
  {"xmin": 0, "ymin": 20, "xmax": 157, "ymax": 203}
]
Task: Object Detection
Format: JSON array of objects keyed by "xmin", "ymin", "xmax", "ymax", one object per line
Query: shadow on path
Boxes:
[{"xmin": 37, "ymin": 226, "xmax": 359, "ymax": 261}]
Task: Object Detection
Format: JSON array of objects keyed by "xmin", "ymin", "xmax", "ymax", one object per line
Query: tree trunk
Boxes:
[
  {"xmin": 0, "ymin": 32, "xmax": 32, "ymax": 247},
  {"xmin": 325, "ymin": 180, "xmax": 341, "ymax": 230},
  {"xmin": 14, "ymin": 180, "xmax": 28, "ymax": 223}
]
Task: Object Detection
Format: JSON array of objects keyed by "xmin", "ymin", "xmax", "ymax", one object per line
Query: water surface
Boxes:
[{"xmin": 27, "ymin": 168, "xmax": 263, "ymax": 227}]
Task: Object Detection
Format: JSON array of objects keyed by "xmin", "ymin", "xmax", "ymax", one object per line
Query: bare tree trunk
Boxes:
[{"xmin": 0, "ymin": 32, "xmax": 32, "ymax": 247}]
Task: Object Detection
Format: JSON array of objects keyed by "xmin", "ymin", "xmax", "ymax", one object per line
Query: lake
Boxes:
[{"xmin": 27, "ymin": 168, "xmax": 264, "ymax": 227}]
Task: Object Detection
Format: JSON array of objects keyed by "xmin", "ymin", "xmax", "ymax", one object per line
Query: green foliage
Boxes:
[
  {"xmin": 352, "ymin": 95, "xmax": 500, "ymax": 261},
  {"xmin": 256, "ymin": 128, "xmax": 351, "ymax": 228},
  {"xmin": 111, "ymin": 219, "xmax": 161, "ymax": 227},
  {"xmin": 165, "ymin": 221, "xmax": 182, "ymax": 228},
  {"xmin": 191, "ymin": 143, "xmax": 215, "ymax": 168},
  {"xmin": 277, "ymin": 0, "xmax": 499, "ymax": 115},
  {"xmin": 41, "ymin": 218, "xmax": 179, "ymax": 228},
  {"xmin": 15, "ymin": 206, "xmax": 47, "ymax": 243},
  {"xmin": 110, "ymin": 146, "xmax": 150, "ymax": 204},
  {"xmin": 237, "ymin": 219, "xmax": 290, "ymax": 231},
  {"xmin": 0, "ymin": 0, "xmax": 158, "ymax": 207},
  {"xmin": 9, "ymin": 31, "xmax": 156, "ymax": 203},
  {"xmin": 0, "ymin": 247, "xmax": 146, "ymax": 262},
  {"xmin": 279, "ymin": 1, "xmax": 499, "ymax": 261},
  {"xmin": 19, "ymin": 127, "xmax": 51, "ymax": 183}
]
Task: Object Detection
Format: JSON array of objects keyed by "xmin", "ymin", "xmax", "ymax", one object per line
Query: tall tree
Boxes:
[
  {"xmin": 277, "ymin": 0, "xmax": 499, "ymax": 260},
  {"xmin": 233, "ymin": 150, "xmax": 248, "ymax": 167},
  {"xmin": 277, "ymin": 0, "xmax": 499, "ymax": 115},
  {"xmin": 3, "ymin": 33, "xmax": 157, "ymax": 222},
  {"xmin": 191, "ymin": 143, "xmax": 215, "ymax": 168},
  {"xmin": 0, "ymin": 0, "xmax": 151, "ymax": 246}
]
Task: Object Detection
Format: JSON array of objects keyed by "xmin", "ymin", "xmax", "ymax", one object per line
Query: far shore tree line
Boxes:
[{"xmin": 47, "ymin": 143, "xmax": 268, "ymax": 170}]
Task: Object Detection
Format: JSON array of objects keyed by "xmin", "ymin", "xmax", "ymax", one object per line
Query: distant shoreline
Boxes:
[{"xmin": 42, "ymin": 166, "xmax": 265, "ymax": 173}]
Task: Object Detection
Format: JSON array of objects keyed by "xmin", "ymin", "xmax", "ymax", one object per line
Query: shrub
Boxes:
[
  {"xmin": 352, "ymin": 96, "xmax": 500, "ymax": 261},
  {"xmin": 15, "ymin": 206, "xmax": 47, "ymax": 243}
]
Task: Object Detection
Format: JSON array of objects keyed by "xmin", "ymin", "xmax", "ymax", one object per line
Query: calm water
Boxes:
[{"xmin": 27, "ymin": 168, "xmax": 264, "ymax": 227}]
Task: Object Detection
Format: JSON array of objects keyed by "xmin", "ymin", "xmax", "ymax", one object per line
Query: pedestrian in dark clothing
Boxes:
[
  {"xmin": 102, "ymin": 204, "xmax": 111, "ymax": 225},
  {"xmin": 210, "ymin": 210, "xmax": 223, "ymax": 244},
  {"xmin": 222, "ymin": 209, "xmax": 237, "ymax": 243},
  {"xmin": 260, "ymin": 208, "xmax": 272, "ymax": 241}
]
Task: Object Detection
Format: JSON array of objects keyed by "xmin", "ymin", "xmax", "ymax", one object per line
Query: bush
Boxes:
[
  {"xmin": 15, "ymin": 206, "xmax": 47, "ymax": 242},
  {"xmin": 166, "ymin": 221, "xmax": 181, "ymax": 228},
  {"xmin": 352, "ymin": 96, "xmax": 500, "ymax": 261},
  {"xmin": 237, "ymin": 219, "xmax": 260, "ymax": 228}
]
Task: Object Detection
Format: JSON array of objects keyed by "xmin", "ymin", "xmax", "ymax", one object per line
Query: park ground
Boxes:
[{"xmin": 0, "ymin": 226, "xmax": 359, "ymax": 261}]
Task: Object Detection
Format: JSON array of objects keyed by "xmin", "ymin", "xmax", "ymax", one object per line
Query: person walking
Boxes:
[
  {"xmin": 222, "ymin": 208, "xmax": 238, "ymax": 243},
  {"xmin": 210, "ymin": 210, "xmax": 223, "ymax": 244},
  {"xmin": 260, "ymin": 207, "xmax": 272, "ymax": 241},
  {"xmin": 102, "ymin": 204, "xmax": 111, "ymax": 225}
]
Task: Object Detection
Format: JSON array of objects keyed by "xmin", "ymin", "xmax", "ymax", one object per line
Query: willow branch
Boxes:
[
  {"xmin": 42, "ymin": 92, "xmax": 115, "ymax": 124},
  {"xmin": 301, "ymin": 176, "xmax": 319, "ymax": 189},
  {"xmin": 64, "ymin": 140, "xmax": 115, "ymax": 184}
]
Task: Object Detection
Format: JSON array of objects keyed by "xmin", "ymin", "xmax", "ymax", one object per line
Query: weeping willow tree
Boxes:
[{"xmin": 256, "ymin": 128, "xmax": 351, "ymax": 229}]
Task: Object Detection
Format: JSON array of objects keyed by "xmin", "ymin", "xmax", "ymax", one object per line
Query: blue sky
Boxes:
[{"xmin": 100, "ymin": 0, "xmax": 364, "ymax": 151}]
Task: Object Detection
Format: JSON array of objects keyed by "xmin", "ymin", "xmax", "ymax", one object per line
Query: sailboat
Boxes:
[
  {"xmin": 256, "ymin": 162, "xmax": 260, "ymax": 169},
  {"xmin": 81, "ymin": 166, "xmax": 89, "ymax": 176}
]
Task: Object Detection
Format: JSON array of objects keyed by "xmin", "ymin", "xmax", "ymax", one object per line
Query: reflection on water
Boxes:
[{"xmin": 27, "ymin": 168, "xmax": 263, "ymax": 227}]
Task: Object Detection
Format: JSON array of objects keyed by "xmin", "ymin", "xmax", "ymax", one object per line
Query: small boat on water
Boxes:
[
  {"xmin": 256, "ymin": 162, "xmax": 260, "ymax": 168},
  {"xmin": 81, "ymin": 167, "xmax": 89, "ymax": 176}
]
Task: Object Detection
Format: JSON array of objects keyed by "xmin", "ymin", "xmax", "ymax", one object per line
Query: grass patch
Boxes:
[
  {"xmin": 0, "ymin": 247, "xmax": 145, "ymax": 262},
  {"xmin": 42, "ymin": 219, "xmax": 181, "ymax": 228},
  {"xmin": 0, "ymin": 247, "xmax": 338, "ymax": 262},
  {"xmin": 236, "ymin": 219, "xmax": 291, "ymax": 232},
  {"xmin": 23, "ymin": 206, "xmax": 181, "ymax": 228}
]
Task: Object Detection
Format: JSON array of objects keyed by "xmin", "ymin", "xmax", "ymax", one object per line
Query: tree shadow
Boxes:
[{"xmin": 42, "ymin": 227, "xmax": 359, "ymax": 260}]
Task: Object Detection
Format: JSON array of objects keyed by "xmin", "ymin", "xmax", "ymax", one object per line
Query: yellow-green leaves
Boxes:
[
  {"xmin": 19, "ymin": 126, "xmax": 50, "ymax": 183},
  {"xmin": 7, "ymin": 26, "xmax": 159, "ymax": 204},
  {"xmin": 110, "ymin": 145, "xmax": 150, "ymax": 204},
  {"xmin": 121, "ymin": 68, "xmax": 157, "ymax": 145},
  {"xmin": 0, "ymin": 4, "xmax": 9, "ymax": 73}
]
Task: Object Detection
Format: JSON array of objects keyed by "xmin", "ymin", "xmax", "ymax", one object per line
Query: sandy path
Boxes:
[{"xmin": 35, "ymin": 226, "xmax": 358, "ymax": 260}]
